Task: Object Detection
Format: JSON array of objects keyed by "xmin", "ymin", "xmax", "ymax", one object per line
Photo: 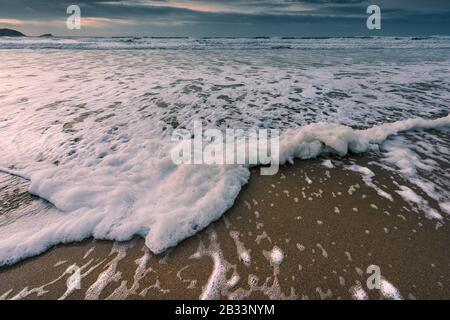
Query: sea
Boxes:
[{"xmin": 0, "ymin": 36, "xmax": 449, "ymax": 266}]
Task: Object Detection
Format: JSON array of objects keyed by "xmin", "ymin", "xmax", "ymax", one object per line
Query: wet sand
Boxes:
[{"xmin": 1, "ymin": 154, "xmax": 449, "ymax": 300}]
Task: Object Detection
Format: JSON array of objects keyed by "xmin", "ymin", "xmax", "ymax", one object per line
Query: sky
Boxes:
[{"xmin": 0, "ymin": 0, "xmax": 449, "ymax": 37}]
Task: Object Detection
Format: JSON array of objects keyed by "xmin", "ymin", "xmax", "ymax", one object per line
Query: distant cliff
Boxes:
[{"xmin": 0, "ymin": 28, "xmax": 26, "ymax": 37}]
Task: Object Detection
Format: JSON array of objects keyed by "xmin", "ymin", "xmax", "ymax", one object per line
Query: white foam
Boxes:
[
  {"xmin": 396, "ymin": 186, "xmax": 442, "ymax": 220},
  {"xmin": 380, "ymin": 278, "xmax": 403, "ymax": 300},
  {"xmin": 268, "ymin": 246, "xmax": 284, "ymax": 266},
  {"xmin": 321, "ymin": 160, "xmax": 334, "ymax": 169},
  {"xmin": 345, "ymin": 165, "xmax": 394, "ymax": 201},
  {"xmin": 0, "ymin": 46, "xmax": 449, "ymax": 266},
  {"xmin": 0, "ymin": 115, "xmax": 449, "ymax": 265},
  {"xmin": 351, "ymin": 284, "xmax": 369, "ymax": 300},
  {"xmin": 1, "ymin": 36, "xmax": 449, "ymax": 50},
  {"xmin": 382, "ymin": 134, "xmax": 450, "ymax": 217},
  {"xmin": 230, "ymin": 231, "xmax": 251, "ymax": 267},
  {"xmin": 279, "ymin": 115, "xmax": 450, "ymax": 166},
  {"xmin": 191, "ymin": 230, "xmax": 238, "ymax": 300}
]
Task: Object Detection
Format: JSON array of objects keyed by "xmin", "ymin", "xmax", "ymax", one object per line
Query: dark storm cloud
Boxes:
[{"xmin": 0, "ymin": 0, "xmax": 449, "ymax": 36}]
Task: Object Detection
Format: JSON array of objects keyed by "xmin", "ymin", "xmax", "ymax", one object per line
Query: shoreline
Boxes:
[{"xmin": 1, "ymin": 151, "xmax": 449, "ymax": 300}]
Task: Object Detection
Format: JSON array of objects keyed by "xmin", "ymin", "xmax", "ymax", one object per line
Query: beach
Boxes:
[
  {"xmin": 0, "ymin": 37, "xmax": 449, "ymax": 300},
  {"xmin": 1, "ymin": 148, "xmax": 449, "ymax": 300}
]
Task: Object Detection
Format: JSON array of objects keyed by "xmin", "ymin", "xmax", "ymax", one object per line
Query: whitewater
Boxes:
[{"xmin": 0, "ymin": 37, "xmax": 449, "ymax": 266}]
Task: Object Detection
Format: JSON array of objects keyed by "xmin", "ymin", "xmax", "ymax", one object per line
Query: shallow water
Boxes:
[
  {"xmin": 1, "ymin": 154, "xmax": 449, "ymax": 300},
  {"xmin": 0, "ymin": 37, "xmax": 449, "ymax": 265}
]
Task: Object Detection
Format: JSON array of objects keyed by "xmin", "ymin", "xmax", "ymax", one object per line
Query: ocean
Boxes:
[{"xmin": 0, "ymin": 36, "xmax": 449, "ymax": 268}]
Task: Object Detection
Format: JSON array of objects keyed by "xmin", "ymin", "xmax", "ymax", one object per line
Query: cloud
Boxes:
[
  {"xmin": 81, "ymin": 17, "xmax": 136, "ymax": 27},
  {"xmin": 0, "ymin": 18, "xmax": 61, "ymax": 27},
  {"xmin": 0, "ymin": 0, "xmax": 449, "ymax": 36},
  {"xmin": 0, "ymin": 17, "xmax": 135, "ymax": 28}
]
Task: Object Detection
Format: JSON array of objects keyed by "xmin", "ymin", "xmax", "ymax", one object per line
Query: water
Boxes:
[{"xmin": 0, "ymin": 37, "xmax": 449, "ymax": 265}]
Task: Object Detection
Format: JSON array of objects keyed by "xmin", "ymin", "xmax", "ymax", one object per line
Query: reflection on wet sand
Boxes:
[{"xmin": 1, "ymin": 151, "xmax": 449, "ymax": 300}]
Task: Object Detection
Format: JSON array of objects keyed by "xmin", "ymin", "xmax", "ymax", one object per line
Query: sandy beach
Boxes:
[
  {"xmin": 1, "ymin": 148, "xmax": 449, "ymax": 300},
  {"xmin": 1, "ymin": 35, "xmax": 450, "ymax": 302}
]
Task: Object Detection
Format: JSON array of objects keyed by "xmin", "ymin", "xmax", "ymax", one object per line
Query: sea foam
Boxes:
[
  {"xmin": 1, "ymin": 41, "xmax": 449, "ymax": 265},
  {"xmin": 0, "ymin": 115, "xmax": 449, "ymax": 266}
]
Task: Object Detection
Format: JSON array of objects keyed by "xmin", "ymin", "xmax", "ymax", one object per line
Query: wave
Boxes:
[
  {"xmin": 0, "ymin": 114, "xmax": 449, "ymax": 266},
  {"xmin": 1, "ymin": 36, "xmax": 450, "ymax": 50}
]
